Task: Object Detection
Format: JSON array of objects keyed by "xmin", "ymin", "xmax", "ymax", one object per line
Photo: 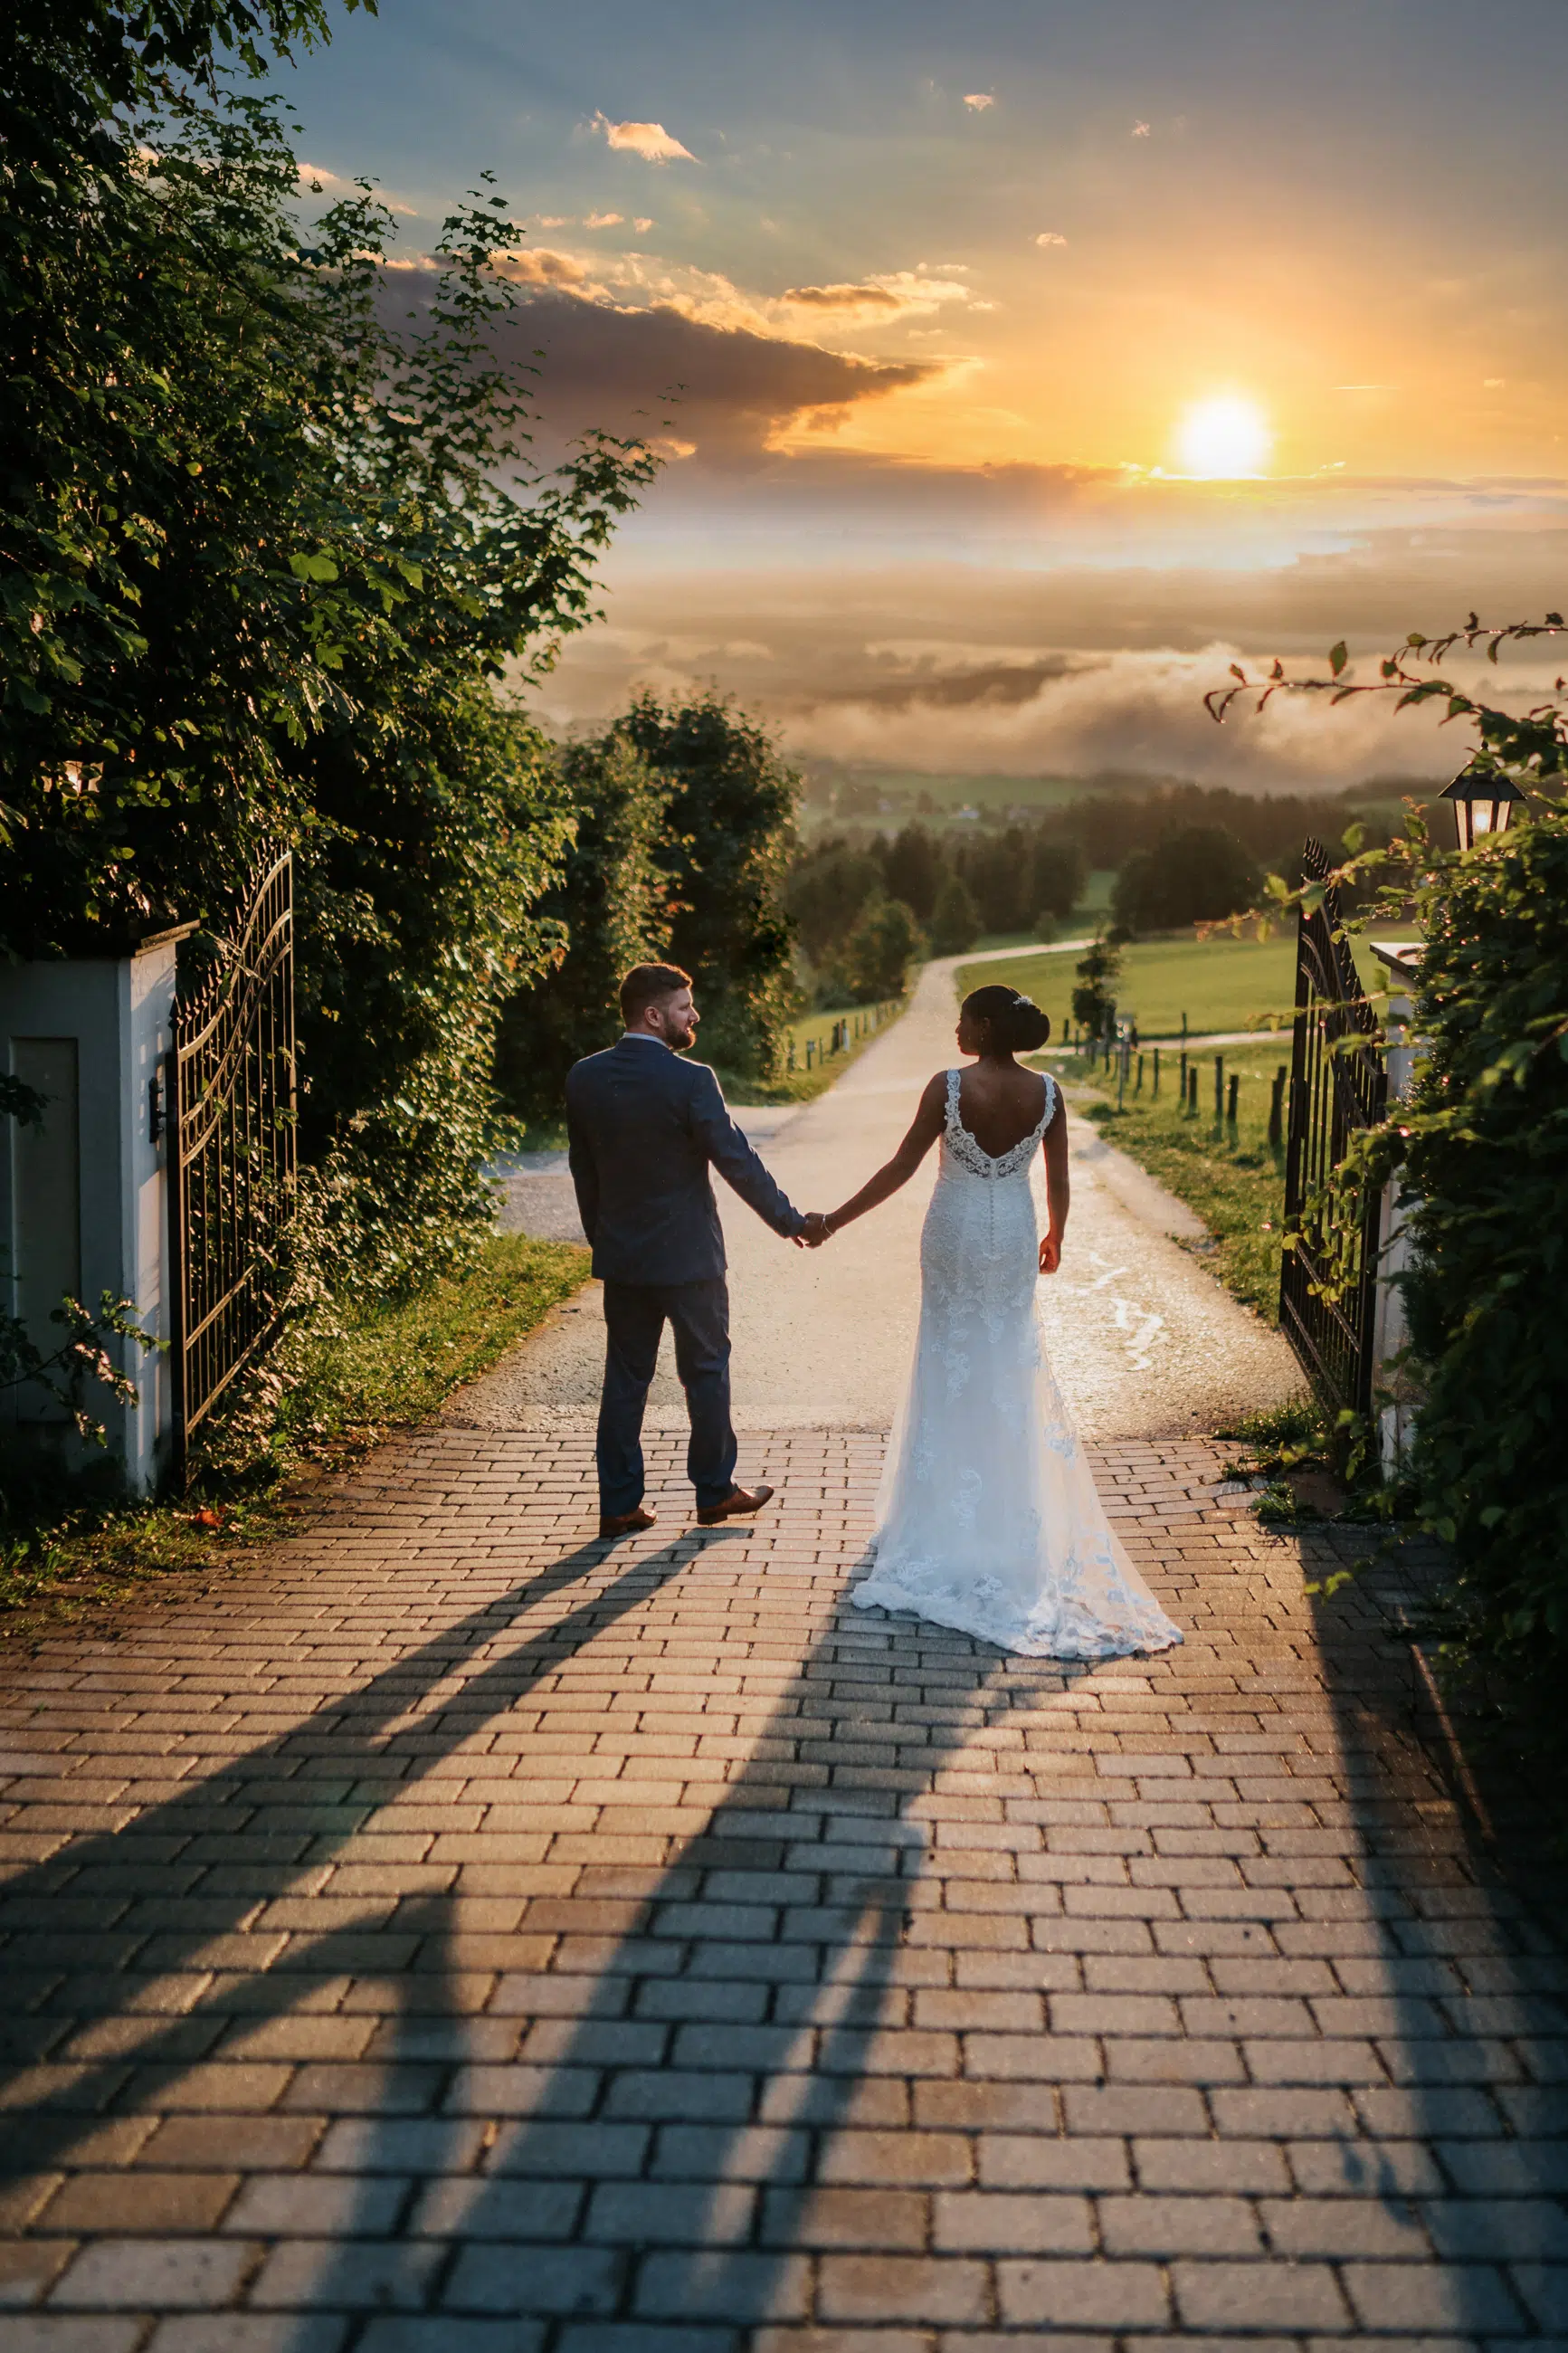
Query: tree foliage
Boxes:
[
  {"xmin": 929, "ymin": 872, "xmax": 981, "ymax": 956},
  {"xmin": 783, "ymin": 844, "xmax": 883, "ymax": 965},
  {"xmin": 1111, "ymin": 824, "xmax": 1261, "ymax": 938},
  {"xmin": 839, "ymin": 897, "xmax": 925, "ymax": 1003},
  {"xmin": 495, "ymin": 729, "xmax": 672, "ymax": 1123},
  {"xmin": 1071, "ymin": 938, "xmax": 1121, "ymax": 1034},
  {"xmin": 2, "ymin": 2, "xmax": 654, "ymax": 1288},
  {"xmin": 622, "ymin": 691, "xmax": 798, "ymax": 1080}
]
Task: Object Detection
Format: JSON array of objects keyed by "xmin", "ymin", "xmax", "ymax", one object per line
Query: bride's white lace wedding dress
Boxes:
[{"xmin": 853, "ymin": 1070, "xmax": 1183, "ymax": 1659}]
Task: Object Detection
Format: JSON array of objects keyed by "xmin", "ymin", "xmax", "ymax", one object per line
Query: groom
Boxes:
[{"xmin": 566, "ymin": 963, "xmax": 831, "ymax": 1540}]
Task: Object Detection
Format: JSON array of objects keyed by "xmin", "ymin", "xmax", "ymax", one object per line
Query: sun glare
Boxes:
[{"xmin": 1176, "ymin": 395, "xmax": 1272, "ymax": 478}]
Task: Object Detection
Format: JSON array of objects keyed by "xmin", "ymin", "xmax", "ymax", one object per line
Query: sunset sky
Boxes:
[{"xmin": 278, "ymin": 0, "xmax": 1568, "ymax": 786}]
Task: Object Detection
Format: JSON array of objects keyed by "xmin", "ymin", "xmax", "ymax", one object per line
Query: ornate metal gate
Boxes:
[
  {"xmin": 167, "ymin": 850, "xmax": 297, "ymax": 1477},
  {"xmin": 1280, "ymin": 838, "xmax": 1388, "ymax": 1421}
]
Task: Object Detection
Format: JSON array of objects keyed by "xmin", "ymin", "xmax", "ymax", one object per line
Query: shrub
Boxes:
[{"xmin": 1392, "ymin": 810, "xmax": 1568, "ymax": 1747}]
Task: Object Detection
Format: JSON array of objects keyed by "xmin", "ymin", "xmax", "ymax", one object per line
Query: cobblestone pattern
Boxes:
[{"xmin": 0, "ymin": 1429, "xmax": 1565, "ymax": 2350}]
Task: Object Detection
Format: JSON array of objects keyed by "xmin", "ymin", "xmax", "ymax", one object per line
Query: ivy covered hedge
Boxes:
[
  {"xmin": 1396, "ymin": 809, "xmax": 1568, "ymax": 1744},
  {"xmin": 1211, "ymin": 614, "xmax": 1568, "ymax": 1754}
]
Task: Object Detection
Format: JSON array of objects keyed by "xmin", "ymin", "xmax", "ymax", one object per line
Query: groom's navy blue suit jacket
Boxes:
[{"xmin": 565, "ymin": 1034, "xmax": 805, "ymax": 1285}]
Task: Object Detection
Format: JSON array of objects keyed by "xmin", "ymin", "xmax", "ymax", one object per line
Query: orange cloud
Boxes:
[
  {"xmin": 780, "ymin": 271, "xmax": 977, "ymax": 325},
  {"xmin": 964, "ymin": 93, "xmax": 995, "ymax": 110},
  {"xmin": 590, "ymin": 113, "xmax": 697, "ymax": 164},
  {"xmin": 494, "ymin": 248, "xmax": 592, "ymax": 289}
]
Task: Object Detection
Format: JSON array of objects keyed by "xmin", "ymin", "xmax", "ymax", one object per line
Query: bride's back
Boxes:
[{"xmin": 950, "ymin": 1061, "xmax": 1051, "ymax": 1158}]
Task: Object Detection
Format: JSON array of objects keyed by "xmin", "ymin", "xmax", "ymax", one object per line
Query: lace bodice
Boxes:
[{"xmin": 941, "ymin": 1068, "xmax": 1056, "ymax": 1181}]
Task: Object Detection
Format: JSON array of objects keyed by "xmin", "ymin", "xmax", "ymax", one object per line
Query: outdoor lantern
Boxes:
[{"xmin": 1439, "ymin": 761, "xmax": 1525, "ymax": 853}]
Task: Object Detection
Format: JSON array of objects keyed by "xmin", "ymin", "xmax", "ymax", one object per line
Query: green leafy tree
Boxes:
[
  {"xmin": 624, "ymin": 691, "xmax": 797, "ymax": 1078},
  {"xmin": 1028, "ymin": 829, "xmax": 1086, "ymax": 926},
  {"xmin": 929, "ymin": 872, "xmax": 981, "ymax": 955},
  {"xmin": 880, "ymin": 823, "xmax": 943, "ymax": 921},
  {"xmin": 2, "ymin": 6, "xmax": 654, "ymax": 1288},
  {"xmin": 495, "ymin": 729, "xmax": 671, "ymax": 1123},
  {"xmin": 1071, "ymin": 938, "xmax": 1120, "ymax": 1034},
  {"xmin": 782, "ymin": 840, "xmax": 881, "ymax": 965},
  {"xmin": 1110, "ymin": 824, "xmax": 1261, "ymax": 937},
  {"xmin": 839, "ymin": 897, "xmax": 925, "ymax": 1003}
]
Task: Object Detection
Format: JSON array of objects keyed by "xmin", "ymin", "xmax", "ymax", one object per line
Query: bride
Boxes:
[{"xmin": 820, "ymin": 984, "xmax": 1183, "ymax": 1660}]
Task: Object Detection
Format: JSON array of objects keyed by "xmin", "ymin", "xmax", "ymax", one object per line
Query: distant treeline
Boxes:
[{"xmin": 786, "ymin": 783, "xmax": 1400, "ymax": 995}]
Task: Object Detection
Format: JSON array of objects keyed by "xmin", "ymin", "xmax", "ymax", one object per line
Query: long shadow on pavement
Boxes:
[
  {"xmin": 1302, "ymin": 1519, "xmax": 1568, "ymax": 2340},
  {"xmin": 0, "ymin": 1498, "xmax": 1095, "ymax": 2348}
]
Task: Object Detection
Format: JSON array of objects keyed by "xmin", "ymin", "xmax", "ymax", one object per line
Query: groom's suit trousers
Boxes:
[{"xmin": 597, "ymin": 1279, "xmax": 737, "ymax": 1517}]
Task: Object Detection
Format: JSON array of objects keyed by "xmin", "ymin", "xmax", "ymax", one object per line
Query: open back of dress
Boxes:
[{"xmin": 853, "ymin": 1070, "xmax": 1183, "ymax": 1658}]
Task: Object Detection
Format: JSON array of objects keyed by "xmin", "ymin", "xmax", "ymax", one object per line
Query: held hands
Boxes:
[
  {"xmin": 794, "ymin": 1211, "xmax": 835, "ymax": 1250},
  {"xmin": 1039, "ymin": 1230, "xmax": 1063, "ymax": 1276}
]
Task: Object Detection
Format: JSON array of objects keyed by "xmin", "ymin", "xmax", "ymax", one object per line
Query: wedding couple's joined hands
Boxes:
[{"xmin": 565, "ymin": 964, "xmax": 1181, "ymax": 1657}]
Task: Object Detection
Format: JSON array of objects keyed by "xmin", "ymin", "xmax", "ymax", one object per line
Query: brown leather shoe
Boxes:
[
  {"xmin": 598, "ymin": 1504, "xmax": 658, "ymax": 1540},
  {"xmin": 696, "ymin": 1483, "xmax": 774, "ymax": 1528}
]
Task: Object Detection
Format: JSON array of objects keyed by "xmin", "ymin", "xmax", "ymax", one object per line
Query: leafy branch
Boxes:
[
  {"xmin": 0, "ymin": 1292, "xmax": 160, "ymax": 1443},
  {"xmin": 1205, "ymin": 614, "xmax": 1568, "ymax": 787}
]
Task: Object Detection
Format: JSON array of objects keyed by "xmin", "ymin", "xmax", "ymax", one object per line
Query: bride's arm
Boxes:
[
  {"xmin": 1039, "ymin": 1090, "xmax": 1069, "ymax": 1273},
  {"xmin": 822, "ymin": 1073, "xmax": 946, "ymax": 1235}
]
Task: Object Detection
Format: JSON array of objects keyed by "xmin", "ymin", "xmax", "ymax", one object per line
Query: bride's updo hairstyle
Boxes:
[{"xmin": 963, "ymin": 984, "xmax": 1051, "ymax": 1053}]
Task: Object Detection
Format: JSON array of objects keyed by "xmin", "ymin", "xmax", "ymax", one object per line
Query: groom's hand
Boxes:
[{"xmin": 794, "ymin": 1212, "xmax": 832, "ymax": 1249}]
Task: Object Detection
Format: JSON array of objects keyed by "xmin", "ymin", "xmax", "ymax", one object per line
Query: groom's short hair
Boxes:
[{"xmin": 620, "ymin": 962, "xmax": 693, "ymax": 1027}]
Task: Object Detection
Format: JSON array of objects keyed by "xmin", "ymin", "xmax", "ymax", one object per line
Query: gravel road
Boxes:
[{"xmin": 461, "ymin": 948, "xmax": 1303, "ymax": 1442}]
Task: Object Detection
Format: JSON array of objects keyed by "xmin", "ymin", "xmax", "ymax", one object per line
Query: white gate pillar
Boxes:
[{"xmin": 0, "ymin": 927, "xmax": 190, "ymax": 1491}]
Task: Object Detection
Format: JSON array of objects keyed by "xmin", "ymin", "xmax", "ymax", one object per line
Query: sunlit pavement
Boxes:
[{"xmin": 1, "ymin": 1425, "xmax": 1566, "ymax": 2347}]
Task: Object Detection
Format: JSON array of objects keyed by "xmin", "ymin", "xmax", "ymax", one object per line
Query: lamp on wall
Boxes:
[{"xmin": 1439, "ymin": 760, "xmax": 1525, "ymax": 853}]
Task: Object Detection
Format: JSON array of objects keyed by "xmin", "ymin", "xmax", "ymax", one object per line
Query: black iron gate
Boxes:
[
  {"xmin": 1280, "ymin": 838, "xmax": 1387, "ymax": 1420},
  {"xmin": 167, "ymin": 850, "xmax": 297, "ymax": 1478}
]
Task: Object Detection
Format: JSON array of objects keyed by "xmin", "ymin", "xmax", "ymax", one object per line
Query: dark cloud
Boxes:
[
  {"xmin": 782, "ymin": 282, "xmax": 904, "ymax": 310},
  {"xmin": 377, "ymin": 275, "xmax": 936, "ymax": 457}
]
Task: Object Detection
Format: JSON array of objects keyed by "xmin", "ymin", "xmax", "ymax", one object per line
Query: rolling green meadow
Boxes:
[{"xmin": 961, "ymin": 928, "xmax": 1392, "ymax": 1041}]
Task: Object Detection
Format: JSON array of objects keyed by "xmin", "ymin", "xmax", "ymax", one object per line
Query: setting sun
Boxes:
[{"xmin": 1176, "ymin": 395, "xmax": 1273, "ymax": 478}]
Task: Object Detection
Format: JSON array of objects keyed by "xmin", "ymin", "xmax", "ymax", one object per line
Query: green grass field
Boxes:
[{"xmin": 961, "ymin": 928, "xmax": 1392, "ymax": 1042}]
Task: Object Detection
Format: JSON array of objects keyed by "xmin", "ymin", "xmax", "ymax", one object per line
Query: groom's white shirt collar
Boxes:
[{"xmin": 619, "ymin": 1030, "xmax": 670, "ymax": 1050}]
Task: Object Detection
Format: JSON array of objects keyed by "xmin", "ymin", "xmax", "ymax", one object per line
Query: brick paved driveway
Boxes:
[{"xmin": 1, "ymin": 1431, "xmax": 1565, "ymax": 2349}]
